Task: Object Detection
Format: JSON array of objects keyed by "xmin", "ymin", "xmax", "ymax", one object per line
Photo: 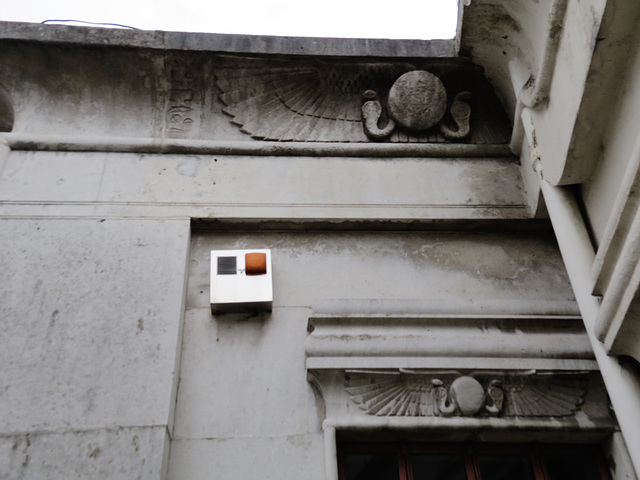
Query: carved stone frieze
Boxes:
[
  {"xmin": 215, "ymin": 59, "xmax": 511, "ymax": 144},
  {"xmin": 344, "ymin": 370, "xmax": 587, "ymax": 418},
  {"xmin": 362, "ymin": 71, "xmax": 472, "ymax": 141},
  {"xmin": 164, "ymin": 59, "xmax": 204, "ymax": 138}
]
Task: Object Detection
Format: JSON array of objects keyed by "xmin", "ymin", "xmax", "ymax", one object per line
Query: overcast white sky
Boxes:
[{"xmin": 1, "ymin": 0, "xmax": 459, "ymax": 39}]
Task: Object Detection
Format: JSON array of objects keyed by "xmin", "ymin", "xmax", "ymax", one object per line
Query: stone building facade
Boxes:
[{"xmin": 1, "ymin": 1, "xmax": 640, "ymax": 478}]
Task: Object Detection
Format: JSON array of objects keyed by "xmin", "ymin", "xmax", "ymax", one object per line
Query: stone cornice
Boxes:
[
  {"xmin": 0, "ymin": 21, "xmax": 456, "ymax": 58},
  {"xmin": 306, "ymin": 311, "xmax": 595, "ymax": 371}
]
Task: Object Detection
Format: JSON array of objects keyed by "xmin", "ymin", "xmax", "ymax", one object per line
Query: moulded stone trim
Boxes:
[{"xmin": 305, "ymin": 312, "xmax": 596, "ymax": 372}]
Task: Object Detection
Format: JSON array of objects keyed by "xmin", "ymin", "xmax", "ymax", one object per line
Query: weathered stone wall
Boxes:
[
  {"xmin": 0, "ymin": 18, "xmax": 627, "ymax": 480},
  {"xmin": 0, "ymin": 218, "xmax": 189, "ymax": 478},
  {"xmin": 168, "ymin": 229, "xmax": 591, "ymax": 480}
]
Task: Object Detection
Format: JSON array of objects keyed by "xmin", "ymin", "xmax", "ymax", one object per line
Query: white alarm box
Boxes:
[{"xmin": 210, "ymin": 249, "xmax": 272, "ymax": 313}]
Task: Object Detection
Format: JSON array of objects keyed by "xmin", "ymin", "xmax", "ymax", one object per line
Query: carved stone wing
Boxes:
[
  {"xmin": 215, "ymin": 63, "xmax": 414, "ymax": 142},
  {"xmin": 500, "ymin": 374, "xmax": 586, "ymax": 417},
  {"xmin": 345, "ymin": 376, "xmax": 434, "ymax": 416},
  {"xmin": 345, "ymin": 373, "xmax": 459, "ymax": 416}
]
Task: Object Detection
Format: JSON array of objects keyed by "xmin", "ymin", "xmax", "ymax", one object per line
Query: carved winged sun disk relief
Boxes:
[
  {"xmin": 362, "ymin": 70, "xmax": 472, "ymax": 142},
  {"xmin": 345, "ymin": 372, "xmax": 585, "ymax": 418},
  {"xmin": 215, "ymin": 65, "xmax": 473, "ymax": 143}
]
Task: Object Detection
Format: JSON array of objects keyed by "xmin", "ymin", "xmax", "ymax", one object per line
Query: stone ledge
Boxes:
[
  {"xmin": 306, "ymin": 313, "xmax": 594, "ymax": 372},
  {"xmin": 2, "ymin": 133, "xmax": 514, "ymax": 157},
  {"xmin": 0, "ymin": 21, "xmax": 457, "ymax": 57}
]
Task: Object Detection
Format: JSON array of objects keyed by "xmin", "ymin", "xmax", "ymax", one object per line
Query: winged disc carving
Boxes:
[
  {"xmin": 345, "ymin": 371, "xmax": 586, "ymax": 418},
  {"xmin": 214, "ymin": 61, "xmax": 500, "ymax": 143}
]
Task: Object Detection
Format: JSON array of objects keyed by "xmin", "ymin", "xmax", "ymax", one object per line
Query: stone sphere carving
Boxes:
[
  {"xmin": 449, "ymin": 376, "xmax": 485, "ymax": 416},
  {"xmin": 387, "ymin": 70, "xmax": 447, "ymax": 131}
]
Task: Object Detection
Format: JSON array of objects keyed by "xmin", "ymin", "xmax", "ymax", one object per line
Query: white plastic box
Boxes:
[{"xmin": 210, "ymin": 249, "xmax": 273, "ymax": 314}]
